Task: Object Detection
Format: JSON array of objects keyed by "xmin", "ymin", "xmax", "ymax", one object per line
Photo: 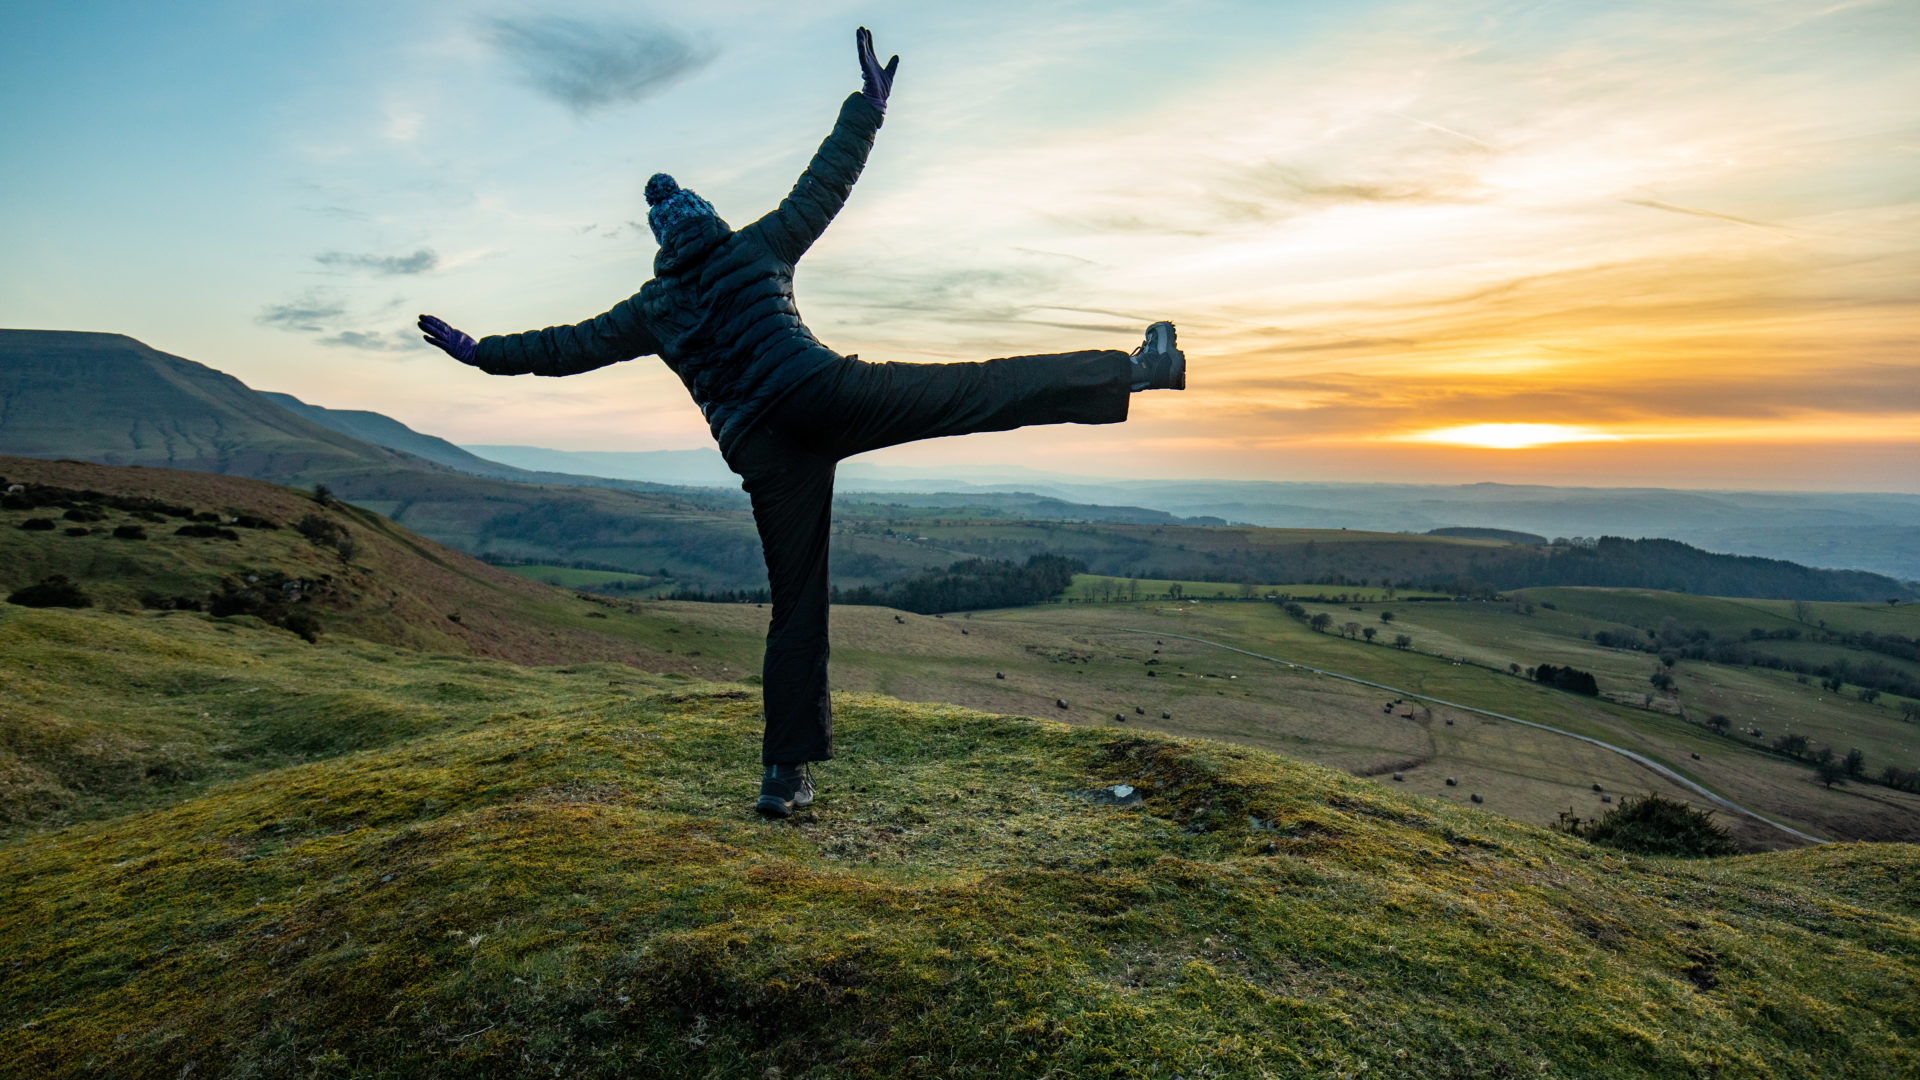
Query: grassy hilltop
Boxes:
[{"xmin": 2, "ymin": 604, "xmax": 1917, "ymax": 1079}]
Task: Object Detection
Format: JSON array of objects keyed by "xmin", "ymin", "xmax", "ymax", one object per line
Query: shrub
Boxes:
[
  {"xmin": 7, "ymin": 575, "xmax": 93, "ymax": 609},
  {"xmin": 295, "ymin": 514, "xmax": 356, "ymax": 561},
  {"xmin": 207, "ymin": 572, "xmax": 323, "ymax": 642},
  {"xmin": 175, "ymin": 523, "xmax": 240, "ymax": 541},
  {"xmin": 19, "ymin": 518, "xmax": 55, "ymax": 531},
  {"xmin": 140, "ymin": 592, "xmax": 205, "ymax": 612},
  {"xmin": 112, "ymin": 524, "xmax": 148, "ymax": 540},
  {"xmin": 1556, "ymin": 793, "xmax": 1740, "ymax": 857}
]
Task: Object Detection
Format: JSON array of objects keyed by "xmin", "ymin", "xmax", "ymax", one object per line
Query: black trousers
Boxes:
[{"xmin": 723, "ymin": 349, "xmax": 1133, "ymax": 765}]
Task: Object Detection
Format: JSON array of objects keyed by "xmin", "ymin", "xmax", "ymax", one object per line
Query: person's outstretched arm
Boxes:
[
  {"xmin": 746, "ymin": 26, "xmax": 898, "ymax": 265},
  {"xmin": 418, "ymin": 295, "xmax": 661, "ymax": 377}
]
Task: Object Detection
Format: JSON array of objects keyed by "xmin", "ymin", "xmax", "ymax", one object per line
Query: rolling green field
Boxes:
[{"xmin": 495, "ymin": 563, "xmax": 676, "ymax": 597}]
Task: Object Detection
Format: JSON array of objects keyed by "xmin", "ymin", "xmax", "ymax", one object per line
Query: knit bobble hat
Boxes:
[{"xmin": 645, "ymin": 172, "xmax": 716, "ymax": 243}]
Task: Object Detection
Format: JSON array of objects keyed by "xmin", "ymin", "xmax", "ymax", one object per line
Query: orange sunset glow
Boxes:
[{"xmin": 2, "ymin": 2, "xmax": 1914, "ymax": 490}]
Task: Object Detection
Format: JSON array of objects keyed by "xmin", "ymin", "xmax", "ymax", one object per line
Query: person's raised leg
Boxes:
[
  {"xmin": 780, "ymin": 324, "xmax": 1184, "ymax": 459},
  {"xmin": 729, "ymin": 427, "xmax": 837, "ymax": 816}
]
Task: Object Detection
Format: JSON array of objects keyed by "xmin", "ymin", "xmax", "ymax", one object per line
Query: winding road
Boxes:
[{"xmin": 1121, "ymin": 628, "xmax": 1828, "ymax": 845}]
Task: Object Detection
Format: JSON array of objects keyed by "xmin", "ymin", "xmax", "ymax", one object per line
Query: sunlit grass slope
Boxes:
[{"xmin": 2, "ymin": 613, "xmax": 1916, "ymax": 1078}]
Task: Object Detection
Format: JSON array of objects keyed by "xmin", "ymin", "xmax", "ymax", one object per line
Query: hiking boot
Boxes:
[
  {"xmin": 756, "ymin": 762, "xmax": 815, "ymax": 818},
  {"xmin": 1130, "ymin": 321, "xmax": 1185, "ymax": 391}
]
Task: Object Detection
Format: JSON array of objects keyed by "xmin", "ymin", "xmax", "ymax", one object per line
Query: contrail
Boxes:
[{"xmin": 1624, "ymin": 198, "xmax": 1781, "ymax": 230}]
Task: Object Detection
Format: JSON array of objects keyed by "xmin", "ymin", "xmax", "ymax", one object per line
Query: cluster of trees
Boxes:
[
  {"xmin": 1278, "ymin": 601, "xmax": 1412, "ymax": 648},
  {"xmin": 1592, "ymin": 614, "xmax": 1920, "ymax": 703},
  {"xmin": 475, "ymin": 498, "xmax": 768, "ymax": 588},
  {"xmin": 668, "ymin": 555, "xmax": 1088, "ymax": 614},
  {"xmin": 1480, "ymin": 537, "xmax": 1912, "ymax": 602},
  {"xmin": 1531, "ymin": 663, "xmax": 1600, "ymax": 696},
  {"xmin": 833, "ymin": 555, "xmax": 1086, "ymax": 614},
  {"xmin": 1700, "ymin": 714, "xmax": 1918, "ymax": 793}
]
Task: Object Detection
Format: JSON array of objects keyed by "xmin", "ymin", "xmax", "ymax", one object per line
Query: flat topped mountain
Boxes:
[{"xmin": 0, "ymin": 329, "xmax": 413, "ymax": 481}]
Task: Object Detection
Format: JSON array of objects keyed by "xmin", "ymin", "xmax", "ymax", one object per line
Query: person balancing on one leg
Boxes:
[{"xmin": 420, "ymin": 27, "xmax": 1185, "ymax": 818}]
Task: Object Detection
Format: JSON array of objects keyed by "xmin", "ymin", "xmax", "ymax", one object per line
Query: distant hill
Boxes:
[
  {"xmin": 258, "ymin": 391, "xmax": 539, "ymax": 482},
  {"xmin": 0, "ymin": 330, "xmax": 417, "ymax": 481},
  {"xmin": 465, "ymin": 443, "xmax": 740, "ymax": 487},
  {"xmin": 1428, "ymin": 526, "xmax": 1549, "ymax": 545}
]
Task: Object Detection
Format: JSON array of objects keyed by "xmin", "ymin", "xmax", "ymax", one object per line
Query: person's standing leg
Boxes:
[{"xmin": 728, "ymin": 425, "xmax": 838, "ymax": 805}]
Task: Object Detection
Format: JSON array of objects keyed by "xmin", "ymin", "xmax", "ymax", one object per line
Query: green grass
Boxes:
[
  {"xmin": 495, "ymin": 563, "xmax": 674, "ymax": 596},
  {"xmin": 3, "ymin": 606, "xmax": 1917, "ymax": 1078}
]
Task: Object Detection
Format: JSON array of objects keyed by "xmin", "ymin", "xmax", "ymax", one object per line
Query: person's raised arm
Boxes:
[
  {"xmin": 746, "ymin": 26, "xmax": 898, "ymax": 266},
  {"xmin": 418, "ymin": 294, "xmax": 661, "ymax": 377}
]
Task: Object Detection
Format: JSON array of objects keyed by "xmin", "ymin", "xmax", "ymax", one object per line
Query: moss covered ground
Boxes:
[{"xmin": 3, "ymin": 607, "xmax": 1918, "ymax": 1078}]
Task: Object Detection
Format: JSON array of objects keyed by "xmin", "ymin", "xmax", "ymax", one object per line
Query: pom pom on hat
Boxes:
[{"xmin": 645, "ymin": 173, "xmax": 680, "ymax": 207}]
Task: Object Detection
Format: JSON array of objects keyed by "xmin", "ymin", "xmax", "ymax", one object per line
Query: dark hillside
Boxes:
[
  {"xmin": 1484, "ymin": 537, "xmax": 1915, "ymax": 601},
  {"xmin": 0, "ymin": 330, "xmax": 416, "ymax": 480}
]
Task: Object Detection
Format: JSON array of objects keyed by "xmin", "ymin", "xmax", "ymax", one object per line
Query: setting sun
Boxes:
[{"xmin": 1399, "ymin": 423, "xmax": 1624, "ymax": 450}]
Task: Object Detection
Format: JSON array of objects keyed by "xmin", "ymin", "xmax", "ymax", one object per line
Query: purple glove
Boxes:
[
  {"xmin": 856, "ymin": 26, "xmax": 899, "ymax": 114},
  {"xmin": 418, "ymin": 314, "xmax": 477, "ymax": 364}
]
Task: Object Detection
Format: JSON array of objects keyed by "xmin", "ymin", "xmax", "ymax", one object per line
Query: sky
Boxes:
[{"xmin": 2, "ymin": 0, "xmax": 1916, "ymax": 491}]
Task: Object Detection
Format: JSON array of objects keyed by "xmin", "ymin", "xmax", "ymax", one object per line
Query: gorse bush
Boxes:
[
  {"xmin": 6, "ymin": 575, "xmax": 94, "ymax": 610},
  {"xmin": 1556, "ymin": 792, "xmax": 1741, "ymax": 857}
]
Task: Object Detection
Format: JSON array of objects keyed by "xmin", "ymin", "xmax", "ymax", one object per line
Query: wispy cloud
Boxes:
[
  {"xmin": 315, "ymin": 249, "xmax": 439, "ymax": 275},
  {"xmin": 259, "ymin": 289, "xmax": 420, "ymax": 355},
  {"xmin": 481, "ymin": 15, "xmax": 715, "ymax": 115},
  {"xmin": 318, "ymin": 329, "xmax": 418, "ymax": 353},
  {"xmin": 257, "ymin": 293, "xmax": 346, "ymax": 333}
]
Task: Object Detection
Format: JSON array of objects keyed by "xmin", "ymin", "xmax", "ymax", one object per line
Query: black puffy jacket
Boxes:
[{"xmin": 472, "ymin": 93, "xmax": 884, "ymax": 459}]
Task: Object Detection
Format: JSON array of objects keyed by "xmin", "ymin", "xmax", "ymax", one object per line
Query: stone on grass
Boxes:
[
  {"xmin": 996, "ymin": 672, "xmax": 1005, "ymax": 679},
  {"xmin": 1076, "ymin": 784, "xmax": 1142, "ymax": 807},
  {"xmin": 1392, "ymin": 772, "xmax": 1404, "ymax": 782},
  {"xmin": 1470, "ymin": 793, "xmax": 1483, "ymax": 804},
  {"xmin": 1056, "ymin": 699, "xmax": 1069, "ymax": 709},
  {"xmin": 1445, "ymin": 777, "xmax": 1457, "ymax": 786}
]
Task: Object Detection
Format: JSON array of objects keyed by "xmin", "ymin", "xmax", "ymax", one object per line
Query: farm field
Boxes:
[
  {"xmin": 625, "ymin": 591, "xmax": 1920, "ymax": 849},
  {"xmin": 495, "ymin": 563, "xmax": 675, "ymax": 597}
]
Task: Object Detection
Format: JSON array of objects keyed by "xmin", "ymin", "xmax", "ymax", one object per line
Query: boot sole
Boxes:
[{"xmin": 755, "ymin": 788, "xmax": 814, "ymax": 818}]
